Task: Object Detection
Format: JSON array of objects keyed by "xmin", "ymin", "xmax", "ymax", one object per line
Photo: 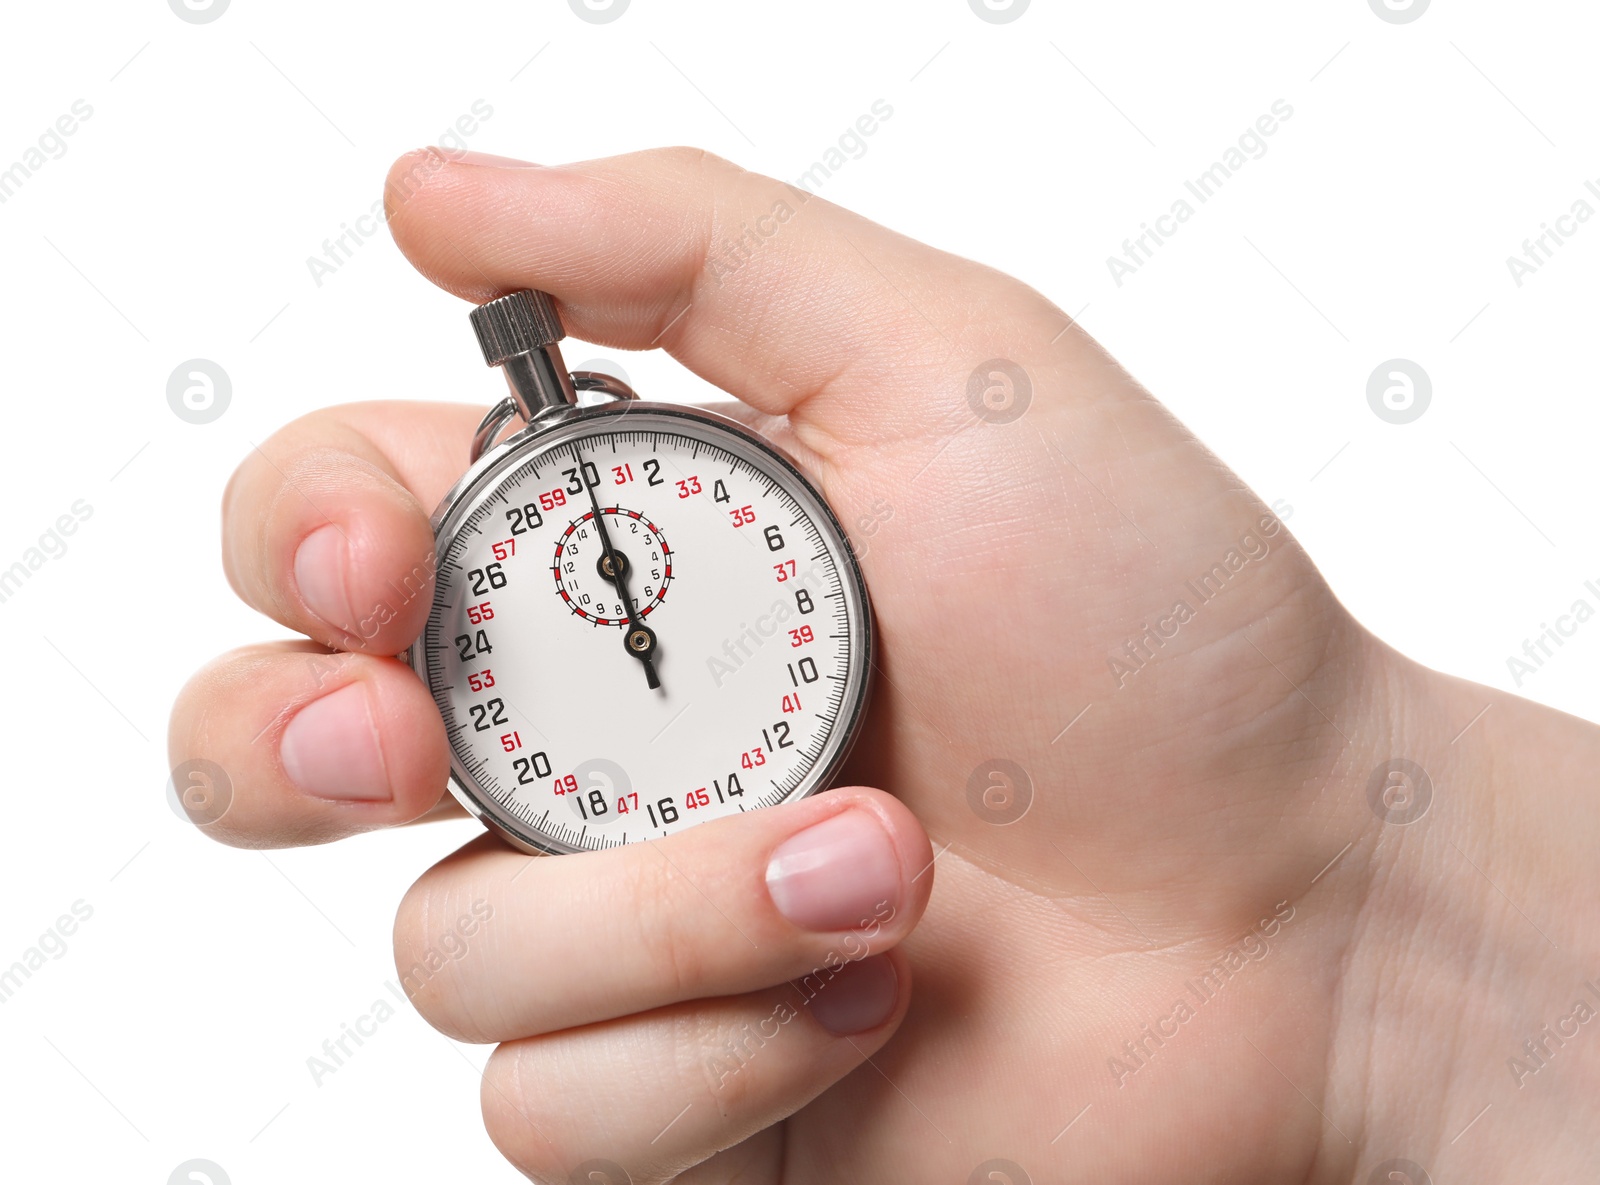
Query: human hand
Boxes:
[{"xmin": 169, "ymin": 146, "xmax": 1600, "ymax": 1183}]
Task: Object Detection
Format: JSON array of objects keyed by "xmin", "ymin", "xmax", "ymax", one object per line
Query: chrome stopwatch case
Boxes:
[{"xmin": 408, "ymin": 290, "xmax": 874, "ymax": 856}]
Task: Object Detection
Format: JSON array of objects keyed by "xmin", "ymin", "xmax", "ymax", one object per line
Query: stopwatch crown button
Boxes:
[{"xmin": 471, "ymin": 290, "xmax": 565, "ymax": 366}]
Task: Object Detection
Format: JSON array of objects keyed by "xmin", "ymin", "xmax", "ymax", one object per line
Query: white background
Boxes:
[{"xmin": 1, "ymin": 0, "xmax": 1595, "ymax": 1180}]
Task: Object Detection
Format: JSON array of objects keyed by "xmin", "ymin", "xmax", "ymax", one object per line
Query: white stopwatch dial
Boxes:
[{"xmin": 410, "ymin": 292, "xmax": 874, "ymax": 856}]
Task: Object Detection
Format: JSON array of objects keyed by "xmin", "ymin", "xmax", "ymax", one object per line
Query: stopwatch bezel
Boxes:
[{"xmin": 408, "ymin": 401, "xmax": 876, "ymax": 857}]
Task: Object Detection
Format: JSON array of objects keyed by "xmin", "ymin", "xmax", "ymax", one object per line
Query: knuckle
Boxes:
[{"xmin": 656, "ymin": 143, "xmax": 736, "ymax": 179}]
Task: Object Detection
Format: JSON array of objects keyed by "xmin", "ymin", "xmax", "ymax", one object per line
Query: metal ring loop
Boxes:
[
  {"xmin": 470, "ymin": 396, "xmax": 520, "ymax": 463},
  {"xmin": 570, "ymin": 371, "xmax": 638, "ymax": 402}
]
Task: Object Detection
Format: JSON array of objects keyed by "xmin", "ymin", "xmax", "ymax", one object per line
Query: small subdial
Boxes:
[{"xmin": 552, "ymin": 506, "xmax": 673, "ymax": 624}]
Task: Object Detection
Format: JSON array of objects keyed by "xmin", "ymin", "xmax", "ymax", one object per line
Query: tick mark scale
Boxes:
[{"xmin": 406, "ymin": 290, "xmax": 875, "ymax": 856}]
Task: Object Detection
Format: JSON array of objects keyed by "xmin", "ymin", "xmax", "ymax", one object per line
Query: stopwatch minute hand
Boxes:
[{"xmin": 581, "ymin": 462, "xmax": 662, "ymax": 691}]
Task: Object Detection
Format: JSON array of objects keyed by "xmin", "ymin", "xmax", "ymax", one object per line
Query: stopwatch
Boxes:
[{"xmin": 406, "ymin": 290, "xmax": 874, "ymax": 856}]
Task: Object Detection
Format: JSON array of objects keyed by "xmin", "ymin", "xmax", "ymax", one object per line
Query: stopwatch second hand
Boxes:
[{"xmin": 581, "ymin": 458, "xmax": 662, "ymax": 691}]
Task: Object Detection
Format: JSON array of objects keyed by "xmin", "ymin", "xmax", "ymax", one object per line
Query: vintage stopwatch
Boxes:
[{"xmin": 407, "ymin": 290, "xmax": 874, "ymax": 856}]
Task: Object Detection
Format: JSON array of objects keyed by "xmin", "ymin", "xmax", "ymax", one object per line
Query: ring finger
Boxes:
[{"xmin": 479, "ymin": 951, "xmax": 911, "ymax": 1185}]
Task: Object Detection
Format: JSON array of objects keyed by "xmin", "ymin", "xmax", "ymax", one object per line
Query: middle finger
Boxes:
[{"xmin": 393, "ymin": 787, "xmax": 932, "ymax": 1044}]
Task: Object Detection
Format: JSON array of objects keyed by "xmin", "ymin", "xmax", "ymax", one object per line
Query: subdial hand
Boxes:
[{"xmin": 581, "ymin": 455, "xmax": 662, "ymax": 690}]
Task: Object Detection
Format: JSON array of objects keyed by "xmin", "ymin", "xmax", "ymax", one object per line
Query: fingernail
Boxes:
[
  {"xmin": 295, "ymin": 525, "xmax": 353, "ymax": 632},
  {"xmin": 280, "ymin": 683, "xmax": 393, "ymax": 802},
  {"xmin": 803, "ymin": 954, "xmax": 899, "ymax": 1036},
  {"xmin": 447, "ymin": 150, "xmax": 543, "ymax": 169},
  {"xmin": 766, "ymin": 808, "xmax": 900, "ymax": 931}
]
